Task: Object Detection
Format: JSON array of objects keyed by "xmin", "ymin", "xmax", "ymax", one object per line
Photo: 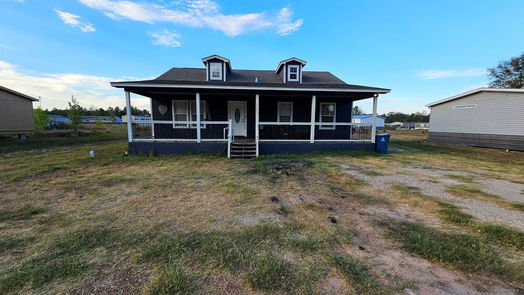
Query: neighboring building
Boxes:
[
  {"xmin": 352, "ymin": 114, "xmax": 385, "ymax": 129},
  {"xmin": 0, "ymin": 86, "xmax": 38, "ymax": 136},
  {"xmin": 415, "ymin": 122, "xmax": 429, "ymax": 130},
  {"xmin": 111, "ymin": 55, "xmax": 390, "ymax": 157},
  {"xmin": 121, "ymin": 115, "xmax": 151, "ymax": 123},
  {"xmin": 47, "ymin": 115, "xmax": 72, "ymax": 128},
  {"xmin": 81, "ymin": 116, "xmax": 121, "ymax": 123},
  {"xmin": 426, "ymin": 88, "xmax": 524, "ymax": 151}
]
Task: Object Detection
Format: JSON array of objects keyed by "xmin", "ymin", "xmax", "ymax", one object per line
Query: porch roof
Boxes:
[{"xmin": 111, "ymin": 68, "xmax": 390, "ymax": 94}]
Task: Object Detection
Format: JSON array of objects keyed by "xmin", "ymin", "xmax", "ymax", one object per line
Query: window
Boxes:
[
  {"xmin": 190, "ymin": 100, "xmax": 207, "ymax": 128},
  {"xmin": 172, "ymin": 100, "xmax": 207, "ymax": 128},
  {"xmin": 209, "ymin": 62, "xmax": 223, "ymax": 80},
  {"xmin": 277, "ymin": 102, "xmax": 293, "ymax": 122},
  {"xmin": 287, "ymin": 65, "xmax": 299, "ymax": 81},
  {"xmin": 319, "ymin": 102, "xmax": 336, "ymax": 130}
]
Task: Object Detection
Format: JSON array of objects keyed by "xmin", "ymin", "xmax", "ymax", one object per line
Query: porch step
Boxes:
[{"xmin": 230, "ymin": 141, "xmax": 257, "ymax": 158}]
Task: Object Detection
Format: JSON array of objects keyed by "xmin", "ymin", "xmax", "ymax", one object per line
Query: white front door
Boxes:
[{"xmin": 228, "ymin": 101, "xmax": 247, "ymax": 137}]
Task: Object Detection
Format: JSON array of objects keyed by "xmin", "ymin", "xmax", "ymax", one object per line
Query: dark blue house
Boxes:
[{"xmin": 111, "ymin": 55, "xmax": 390, "ymax": 157}]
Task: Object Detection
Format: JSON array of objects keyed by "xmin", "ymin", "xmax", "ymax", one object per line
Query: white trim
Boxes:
[
  {"xmin": 111, "ymin": 82, "xmax": 390, "ymax": 94},
  {"xmin": 209, "ymin": 62, "xmax": 223, "ymax": 80},
  {"xmin": 125, "ymin": 91, "xmax": 133, "ymax": 143},
  {"xmin": 259, "ymin": 122, "xmax": 310, "ymax": 126},
  {"xmin": 196, "ymin": 93, "xmax": 201, "ymax": 143},
  {"xmin": 133, "ymin": 120, "xmax": 228, "ymax": 124},
  {"xmin": 255, "ymin": 94, "xmax": 259, "ymax": 157},
  {"xmin": 315, "ymin": 122, "xmax": 370, "ymax": 126},
  {"xmin": 171, "ymin": 99, "xmax": 207, "ymax": 129},
  {"xmin": 277, "ymin": 101, "xmax": 293, "ymax": 122},
  {"xmin": 310, "ymin": 95, "xmax": 316, "ymax": 143},
  {"xmin": 426, "ymin": 87, "xmax": 524, "ymax": 107},
  {"xmin": 201, "ymin": 54, "xmax": 230, "ymax": 65},
  {"xmin": 150, "ymin": 97, "xmax": 155, "ymax": 138},
  {"xmin": 172, "ymin": 100, "xmax": 189, "ymax": 128},
  {"xmin": 319, "ymin": 102, "xmax": 336, "ymax": 130},
  {"xmin": 371, "ymin": 95, "xmax": 378, "ymax": 143},
  {"xmin": 287, "ymin": 65, "xmax": 300, "ymax": 82},
  {"xmin": 276, "ymin": 58, "xmax": 307, "ymax": 73}
]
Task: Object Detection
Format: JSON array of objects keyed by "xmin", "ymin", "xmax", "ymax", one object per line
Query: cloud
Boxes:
[
  {"xmin": 55, "ymin": 9, "xmax": 96, "ymax": 32},
  {"xmin": 418, "ymin": 68, "xmax": 485, "ymax": 80},
  {"xmin": 0, "ymin": 60, "xmax": 149, "ymax": 109},
  {"xmin": 78, "ymin": 0, "xmax": 303, "ymax": 37},
  {"xmin": 149, "ymin": 29, "xmax": 182, "ymax": 47}
]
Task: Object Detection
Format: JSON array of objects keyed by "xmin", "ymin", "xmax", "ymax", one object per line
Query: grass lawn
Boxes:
[{"xmin": 0, "ymin": 128, "xmax": 523, "ymax": 294}]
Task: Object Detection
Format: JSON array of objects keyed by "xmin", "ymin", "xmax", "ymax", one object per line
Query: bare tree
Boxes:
[{"xmin": 488, "ymin": 53, "xmax": 524, "ymax": 88}]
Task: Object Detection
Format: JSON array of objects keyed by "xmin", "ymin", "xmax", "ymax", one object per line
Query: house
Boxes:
[
  {"xmin": 415, "ymin": 122, "xmax": 429, "ymax": 130},
  {"xmin": 81, "ymin": 116, "xmax": 121, "ymax": 124},
  {"xmin": 111, "ymin": 55, "xmax": 390, "ymax": 157},
  {"xmin": 47, "ymin": 115, "xmax": 72, "ymax": 128},
  {"xmin": 121, "ymin": 115, "xmax": 151, "ymax": 124},
  {"xmin": 0, "ymin": 86, "xmax": 38, "ymax": 136},
  {"xmin": 426, "ymin": 88, "xmax": 524, "ymax": 151},
  {"xmin": 352, "ymin": 114, "xmax": 385, "ymax": 129}
]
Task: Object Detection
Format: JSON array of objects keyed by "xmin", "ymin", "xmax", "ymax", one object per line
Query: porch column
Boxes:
[
  {"xmin": 196, "ymin": 92, "xmax": 201, "ymax": 143},
  {"xmin": 125, "ymin": 91, "xmax": 133, "ymax": 143},
  {"xmin": 150, "ymin": 97, "xmax": 155, "ymax": 138},
  {"xmin": 310, "ymin": 95, "xmax": 316, "ymax": 143},
  {"xmin": 255, "ymin": 94, "xmax": 260, "ymax": 157},
  {"xmin": 371, "ymin": 94, "xmax": 378, "ymax": 143}
]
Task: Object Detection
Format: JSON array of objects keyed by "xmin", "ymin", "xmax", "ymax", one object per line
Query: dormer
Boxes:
[
  {"xmin": 202, "ymin": 54, "xmax": 231, "ymax": 82},
  {"xmin": 276, "ymin": 58, "xmax": 307, "ymax": 83}
]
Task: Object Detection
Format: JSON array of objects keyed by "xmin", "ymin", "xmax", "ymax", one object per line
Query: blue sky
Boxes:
[{"xmin": 1, "ymin": 0, "xmax": 523, "ymax": 113}]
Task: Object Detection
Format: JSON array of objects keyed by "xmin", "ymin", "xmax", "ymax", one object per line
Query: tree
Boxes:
[
  {"xmin": 488, "ymin": 53, "xmax": 524, "ymax": 88},
  {"xmin": 352, "ymin": 106, "xmax": 363, "ymax": 115},
  {"xmin": 33, "ymin": 108, "xmax": 48, "ymax": 133},
  {"xmin": 67, "ymin": 96, "xmax": 85, "ymax": 129}
]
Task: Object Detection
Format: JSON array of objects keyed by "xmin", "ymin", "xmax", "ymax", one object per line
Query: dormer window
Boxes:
[
  {"xmin": 202, "ymin": 55, "xmax": 231, "ymax": 82},
  {"xmin": 287, "ymin": 65, "xmax": 299, "ymax": 82},
  {"xmin": 276, "ymin": 57, "xmax": 306, "ymax": 83},
  {"xmin": 210, "ymin": 62, "xmax": 223, "ymax": 80}
]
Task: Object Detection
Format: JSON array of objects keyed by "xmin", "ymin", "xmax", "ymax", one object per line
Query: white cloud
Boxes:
[
  {"xmin": 0, "ymin": 60, "xmax": 149, "ymax": 109},
  {"xmin": 149, "ymin": 29, "xmax": 182, "ymax": 47},
  {"xmin": 78, "ymin": 0, "xmax": 303, "ymax": 37},
  {"xmin": 55, "ymin": 9, "xmax": 96, "ymax": 32},
  {"xmin": 418, "ymin": 68, "xmax": 485, "ymax": 80}
]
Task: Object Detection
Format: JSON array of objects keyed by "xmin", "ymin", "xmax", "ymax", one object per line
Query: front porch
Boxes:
[{"xmin": 124, "ymin": 90, "xmax": 380, "ymax": 157}]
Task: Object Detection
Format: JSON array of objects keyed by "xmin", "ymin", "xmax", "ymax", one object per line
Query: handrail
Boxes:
[
  {"xmin": 227, "ymin": 119, "xmax": 233, "ymax": 158},
  {"xmin": 258, "ymin": 121, "xmax": 372, "ymax": 127},
  {"xmin": 131, "ymin": 119, "xmax": 229, "ymax": 125}
]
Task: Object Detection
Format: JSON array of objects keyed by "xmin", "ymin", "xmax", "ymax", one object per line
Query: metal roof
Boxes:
[
  {"xmin": 426, "ymin": 87, "xmax": 524, "ymax": 107},
  {"xmin": 0, "ymin": 85, "xmax": 39, "ymax": 101}
]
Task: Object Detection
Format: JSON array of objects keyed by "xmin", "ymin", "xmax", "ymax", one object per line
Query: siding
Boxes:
[
  {"xmin": 429, "ymin": 132, "xmax": 524, "ymax": 151},
  {"xmin": 428, "ymin": 91, "xmax": 524, "ymax": 136},
  {"xmin": 0, "ymin": 88, "xmax": 35, "ymax": 134}
]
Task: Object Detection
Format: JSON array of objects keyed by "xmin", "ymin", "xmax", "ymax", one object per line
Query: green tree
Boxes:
[
  {"xmin": 352, "ymin": 106, "xmax": 364, "ymax": 115},
  {"xmin": 67, "ymin": 96, "xmax": 84, "ymax": 129},
  {"xmin": 488, "ymin": 53, "xmax": 524, "ymax": 88},
  {"xmin": 33, "ymin": 108, "xmax": 48, "ymax": 133}
]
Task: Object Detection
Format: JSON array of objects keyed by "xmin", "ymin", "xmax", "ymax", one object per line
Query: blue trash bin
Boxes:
[{"xmin": 375, "ymin": 133, "xmax": 390, "ymax": 154}]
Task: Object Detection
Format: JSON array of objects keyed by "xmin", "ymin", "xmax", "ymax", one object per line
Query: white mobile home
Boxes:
[{"xmin": 426, "ymin": 88, "xmax": 524, "ymax": 151}]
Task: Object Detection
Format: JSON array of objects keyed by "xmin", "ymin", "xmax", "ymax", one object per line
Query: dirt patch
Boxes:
[
  {"xmin": 71, "ymin": 263, "xmax": 151, "ymax": 295},
  {"xmin": 338, "ymin": 163, "xmax": 524, "ymax": 230},
  {"xmin": 264, "ymin": 161, "xmax": 313, "ymax": 176}
]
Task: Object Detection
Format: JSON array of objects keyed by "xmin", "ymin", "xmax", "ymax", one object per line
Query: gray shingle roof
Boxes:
[{"xmin": 111, "ymin": 67, "xmax": 390, "ymax": 93}]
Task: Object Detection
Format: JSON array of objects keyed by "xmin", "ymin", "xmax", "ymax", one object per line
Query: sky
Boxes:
[{"xmin": 1, "ymin": 0, "xmax": 523, "ymax": 114}]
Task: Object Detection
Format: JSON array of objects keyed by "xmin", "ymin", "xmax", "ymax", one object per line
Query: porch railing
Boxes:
[
  {"xmin": 258, "ymin": 122, "xmax": 373, "ymax": 142},
  {"xmin": 131, "ymin": 120, "xmax": 233, "ymax": 142}
]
